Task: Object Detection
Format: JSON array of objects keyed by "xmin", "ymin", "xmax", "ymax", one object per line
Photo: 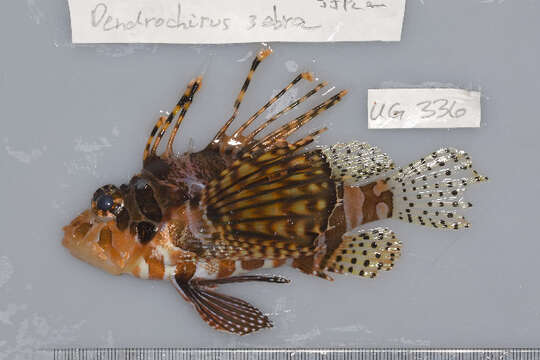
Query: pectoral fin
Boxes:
[{"xmin": 194, "ymin": 147, "xmax": 338, "ymax": 261}]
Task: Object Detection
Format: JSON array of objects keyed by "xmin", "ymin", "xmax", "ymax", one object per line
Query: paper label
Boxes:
[
  {"xmin": 368, "ymin": 89, "xmax": 482, "ymax": 129},
  {"xmin": 68, "ymin": 0, "xmax": 406, "ymax": 44}
]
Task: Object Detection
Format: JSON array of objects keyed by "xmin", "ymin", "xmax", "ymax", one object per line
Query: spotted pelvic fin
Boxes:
[
  {"xmin": 173, "ymin": 275, "xmax": 290, "ymax": 335},
  {"xmin": 387, "ymin": 148, "xmax": 488, "ymax": 230},
  {"xmin": 325, "ymin": 228, "xmax": 402, "ymax": 278},
  {"xmin": 320, "ymin": 141, "xmax": 394, "ymax": 185}
]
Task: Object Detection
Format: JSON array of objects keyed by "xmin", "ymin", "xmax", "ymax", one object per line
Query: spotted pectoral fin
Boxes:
[
  {"xmin": 325, "ymin": 228, "xmax": 402, "ymax": 278},
  {"xmin": 195, "ymin": 149, "xmax": 337, "ymax": 260},
  {"xmin": 172, "ymin": 275, "xmax": 273, "ymax": 335}
]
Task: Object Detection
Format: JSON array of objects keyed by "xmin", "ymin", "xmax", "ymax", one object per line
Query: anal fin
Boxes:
[{"xmin": 325, "ymin": 228, "xmax": 402, "ymax": 278}]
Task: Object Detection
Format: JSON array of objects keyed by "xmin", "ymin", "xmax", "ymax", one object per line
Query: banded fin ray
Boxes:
[
  {"xmin": 207, "ymin": 47, "xmax": 347, "ymax": 163},
  {"xmin": 173, "ymin": 277, "xmax": 273, "ymax": 335},
  {"xmin": 205, "ymin": 136, "xmax": 323, "ymax": 205},
  {"xmin": 196, "ymin": 149, "xmax": 337, "ymax": 260}
]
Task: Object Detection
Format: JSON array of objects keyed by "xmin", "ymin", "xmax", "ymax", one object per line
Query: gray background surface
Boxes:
[{"xmin": 1, "ymin": 0, "xmax": 539, "ymax": 354}]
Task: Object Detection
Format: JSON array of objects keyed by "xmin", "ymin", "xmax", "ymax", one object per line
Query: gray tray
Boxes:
[{"xmin": 1, "ymin": 0, "xmax": 539, "ymax": 354}]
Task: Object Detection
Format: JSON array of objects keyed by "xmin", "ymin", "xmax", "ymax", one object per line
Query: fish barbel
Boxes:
[{"xmin": 63, "ymin": 48, "xmax": 487, "ymax": 335}]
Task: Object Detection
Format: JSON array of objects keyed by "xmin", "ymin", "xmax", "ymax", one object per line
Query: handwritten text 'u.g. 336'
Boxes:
[{"xmin": 370, "ymin": 99, "xmax": 468, "ymax": 122}]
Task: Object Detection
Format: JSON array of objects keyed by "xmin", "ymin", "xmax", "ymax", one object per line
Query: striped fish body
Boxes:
[
  {"xmin": 120, "ymin": 146, "xmax": 396, "ymax": 282},
  {"xmin": 123, "ymin": 140, "xmax": 418, "ymax": 282}
]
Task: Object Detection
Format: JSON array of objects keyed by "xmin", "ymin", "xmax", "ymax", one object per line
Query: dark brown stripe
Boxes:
[
  {"xmin": 273, "ymin": 259, "xmax": 287, "ymax": 267},
  {"xmin": 209, "ymin": 192, "xmax": 331, "ymax": 219},
  {"xmin": 359, "ymin": 181, "xmax": 393, "ymax": 224},
  {"xmin": 136, "ymin": 221, "xmax": 157, "ymax": 245},
  {"xmin": 175, "ymin": 261, "xmax": 197, "ymax": 282},
  {"xmin": 241, "ymin": 260, "xmax": 264, "ymax": 270},
  {"xmin": 217, "ymin": 260, "xmax": 236, "ymax": 278},
  {"xmin": 208, "ymin": 155, "xmax": 323, "ymax": 204},
  {"xmin": 250, "ymin": 57, "xmax": 262, "ymax": 71},
  {"xmin": 98, "ymin": 227, "xmax": 112, "ymax": 248},
  {"xmin": 115, "ymin": 207, "xmax": 130, "ymax": 231},
  {"xmin": 132, "ymin": 177, "xmax": 162, "ymax": 222},
  {"xmin": 241, "ymin": 80, "xmax": 250, "ymax": 92},
  {"xmin": 292, "ymin": 182, "xmax": 343, "ymax": 275},
  {"xmin": 211, "ymin": 173, "xmax": 330, "ymax": 213},
  {"xmin": 229, "ymin": 230, "xmax": 297, "ymax": 244},
  {"xmin": 148, "ymin": 257, "xmax": 165, "ymax": 279},
  {"xmin": 214, "ymin": 214, "xmax": 314, "ymax": 226}
]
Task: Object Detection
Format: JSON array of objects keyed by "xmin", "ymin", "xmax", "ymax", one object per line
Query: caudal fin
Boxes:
[{"xmin": 387, "ymin": 148, "xmax": 488, "ymax": 230}]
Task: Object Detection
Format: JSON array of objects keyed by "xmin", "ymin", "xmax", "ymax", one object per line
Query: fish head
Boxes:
[{"xmin": 62, "ymin": 184, "xmax": 139, "ymax": 275}]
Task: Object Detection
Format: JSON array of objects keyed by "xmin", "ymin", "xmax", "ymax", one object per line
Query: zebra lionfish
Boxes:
[{"xmin": 63, "ymin": 48, "xmax": 487, "ymax": 335}]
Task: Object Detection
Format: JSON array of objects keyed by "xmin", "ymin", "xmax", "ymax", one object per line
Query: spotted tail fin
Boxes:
[{"xmin": 387, "ymin": 148, "xmax": 488, "ymax": 230}]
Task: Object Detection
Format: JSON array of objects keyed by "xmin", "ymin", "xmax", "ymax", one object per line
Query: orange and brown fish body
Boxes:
[
  {"xmin": 124, "ymin": 216, "xmax": 289, "ymax": 282},
  {"xmin": 62, "ymin": 48, "xmax": 488, "ymax": 335}
]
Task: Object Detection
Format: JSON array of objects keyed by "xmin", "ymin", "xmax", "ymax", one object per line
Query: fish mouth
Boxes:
[
  {"xmin": 62, "ymin": 210, "xmax": 94, "ymax": 247},
  {"xmin": 62, "ymin": 210, "xmax": 124, "ymax": 275}
]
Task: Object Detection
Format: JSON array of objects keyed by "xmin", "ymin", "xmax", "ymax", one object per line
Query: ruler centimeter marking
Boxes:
[{"xmin": 33, "ymin": 348, "xmax": 540, "ymax": 360}]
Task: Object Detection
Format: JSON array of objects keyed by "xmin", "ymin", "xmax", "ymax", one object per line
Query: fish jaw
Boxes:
[{"xmin": 62, "ymin": 209, "xmax": 133, "ymax": 275}]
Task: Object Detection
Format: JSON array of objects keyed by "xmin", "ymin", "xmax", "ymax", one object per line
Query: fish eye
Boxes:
[
  {"xmin": 96, "ymin": 194, "xmax": 114, "ymax": 212},
  {"xmin": 91, "ymin": 185, "xmax": 124, "ymax": 219}
]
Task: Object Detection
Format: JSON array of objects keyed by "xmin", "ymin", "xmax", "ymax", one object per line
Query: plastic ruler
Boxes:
[{"xmin": 34, "ymin": 348, "xmax": 540, "ymax": 360}]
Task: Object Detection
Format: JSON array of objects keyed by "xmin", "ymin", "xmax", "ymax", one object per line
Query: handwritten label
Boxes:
[
  {"xmin": 368, "ymin": 89, "xmax": 482, "ymax": 129},
  {"xmin": 68, "ymin": 0, "xmax": 406, "ymax": 44}
]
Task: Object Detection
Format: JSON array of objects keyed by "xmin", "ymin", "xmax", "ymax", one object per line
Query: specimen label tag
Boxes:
[
  {"xmin": 368, "ymin": 89, "xmax": 482, "ymax": 129},
  {"xmin": 68, "ymin": 0, "xmax": 406, "ymax": 44}
]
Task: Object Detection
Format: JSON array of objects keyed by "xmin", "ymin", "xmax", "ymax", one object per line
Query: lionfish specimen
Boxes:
[{"xmin": 63, "ymin": 48, "xmax": 487, "ymax": 335}]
